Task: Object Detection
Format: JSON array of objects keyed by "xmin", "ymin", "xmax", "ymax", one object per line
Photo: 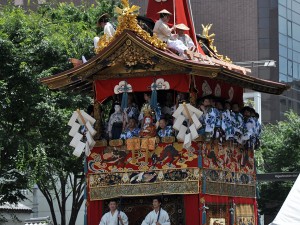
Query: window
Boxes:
[
  {"xmin": 279, "ymin": 45, "xmax": 287, "ymax": 57},
  {"xmin": 288, "ymin": 60, "xmax": 293, "ymax": 76},
  {"xmin": 293, "ymin": 62, "xmax": 299, "ymax": 79},
  {"xmin": 287, "ymin": 20, "xmax": 292, "ymax": 37},
  {"xmin": 279, "ymin": 33, "xmax": 287, "ymax": 46},
  {"xmin": 279, "ymin": 16, "xmax": 287, "ymax": 35},
  {"xmin": 279, "ymin": 56, "xmax": 288, "ymax": 74},
  {"xmin": 279, "ymin": 5, "xmax": 286, "ymax": 17}
]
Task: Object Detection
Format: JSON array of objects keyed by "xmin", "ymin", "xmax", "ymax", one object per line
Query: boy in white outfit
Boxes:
[
  {"xmin": 99, "ymin": 200, "xmax": 128, "ymax": 225},
  {"xmin": 141, "ymin": 198, "xmax": 170, "ymax": 225}
]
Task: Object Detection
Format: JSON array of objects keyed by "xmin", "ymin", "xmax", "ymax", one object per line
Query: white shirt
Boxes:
[
  {"xmin": 141, "ymin": 208, "xmax": 170, "ymax": 225},
  {"xmin": 99, "ymin": 211, "xmax": 128, "ymax": 225},
  {"xmin": 153, "ymin": 19, "xmax": 172, "ymax": 42},
  {"xmin": 178, "ymin": 34, "xmax": 195, "ymax": 49},
  {"xmin": 104, "ymin": 22, "xmax": 116, "ymax": 39}
]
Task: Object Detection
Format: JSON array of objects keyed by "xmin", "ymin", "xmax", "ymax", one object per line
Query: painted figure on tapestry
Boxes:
[
  {"xmin": 141, "ymin": 197, "xmax": 170, "ymax": 225},
  {"xmin": 99, "ymin": 199, "xmax": 128, "ymax": 225}
]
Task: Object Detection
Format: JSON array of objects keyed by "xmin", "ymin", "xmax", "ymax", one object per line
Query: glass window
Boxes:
[
  {"xmin": 287, "ymin": 20, "xmax": 292, "ymax": 37},
  {"xmin": 279, "ymin": 45, "xmax": 288, "ymax": 57},
  {"xmin": 298, "ymin": 64, "xmax": 300, "ymax": 79},
  {"xmin": 287, "ymin": 0, "xmax": 292, "ymax": 9},
  {"xmin": 288, "ymin": 37, "xmax": 293, "ymax": 48},
  {"xmin": 279, "ymin": 16, "xmax": 287, "ymax": 35},
  {"xmin": 293, "ymin": 40, "xmax": 300, "ymax": 52},
  {"xmin": 279, "ymin": 33, "xmax": 288, "ymax": 46},
  {"xmin": 292, "ymin": 23, "xmax": 300, "ymax": 41},
  {"xmin": 279, "ymin": 5, "xmax": 287, "ymax": 17},
  {"xmin": 287, "ymin": 9, "xmax": 292, "ymax": 20},
  {"xmin": 288, "ymin": 49, "xmax": 293, "ymax": 60},
  {"xmin": 293, "ymin": 62, "xmax": 299, "ymax": 79},
  {"xmin": 292, "ymin": 1, "xmax": 300, "ymax": 12},
  {"xmin": 279, "ymin": 56, "xmax": 288, "ymax": 74},
  {"xmin": 288, "ymin": 60, "xmax": 293, "ymax": 76},
  {"xmin": 293, "ymin": 51, "xmax": 300, "ymax": 62},
  {"xmin": 292, "ymin": 12, "xmax": 300, "ymax": 26},
  {"xmin": 280, "ymin": 73, "xmax": 288, "ymax": 82},
  {"xmin": 279, "ymin": 0, "xmax": 286, "ymax": 6}
]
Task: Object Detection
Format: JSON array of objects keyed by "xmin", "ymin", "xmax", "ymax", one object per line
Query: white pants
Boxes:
[
  {"xmin": 93, "ymin": 37, "xmax": 100, "ymax": 49},
  {"xmin": 167, "ymin": 39, "xmax": 188, "ymax": 54}
]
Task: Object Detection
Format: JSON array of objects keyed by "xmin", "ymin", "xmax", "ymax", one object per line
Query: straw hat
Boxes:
[
  {"xmin": 157, "ymin": 9, "xmax": 172, "ymax": 15},
  {"xmin": 175, "ymin": 23, "xmax": 190, "ymax": 31},
  {"xmin": 97, "ymin": 13, "xmax": 110, "ymax": 26}
]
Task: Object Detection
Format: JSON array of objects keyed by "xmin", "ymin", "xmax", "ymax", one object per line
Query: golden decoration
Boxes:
[
  {"xmin": 96, "ymin": 0, "xmax": 166, "ymax": 54},
  {"xmin": 200, "ymin": 24, "xmax": 232, "ymax": 63}
]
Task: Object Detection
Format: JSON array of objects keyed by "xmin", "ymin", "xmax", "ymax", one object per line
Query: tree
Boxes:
[
  {"xmin": 256, "ymin": 111, "xmax": 300, "ymax": 217},
  {"xmin": 0, "ymin": 1, "xmax": 117, "ymax": 225}
]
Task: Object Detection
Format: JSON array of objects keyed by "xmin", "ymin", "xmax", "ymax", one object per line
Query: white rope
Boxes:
[
  {"xmin": 187, "ymin": 0, "xmax": 199, "ymax": 53},
  {"xmin": 173, "ymin": 0, "xmax": 176, "ymax": 33}
]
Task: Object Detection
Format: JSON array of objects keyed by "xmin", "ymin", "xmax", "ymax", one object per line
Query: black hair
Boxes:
[
  {"xmin": 98, "ymin": 17, "xmax": 109, "ymax": 23},
  {"xmin": 153, "ymin": 197, "xmax": 162, "ymax": 203},
  {"xmin": 160, "ymin": 13, "xmax": 170, "ymax": 19},
  {"xmin": 255, "ymin": 112, "xmax": 260, "ymax": 119},
  {"xmin": 108, "ymin": 199, "xmax": 118, "ymax": 204}
]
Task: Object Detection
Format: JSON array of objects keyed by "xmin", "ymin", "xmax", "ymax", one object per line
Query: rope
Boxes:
[
  {"xmin": 173, "ymin": 0, "xmax": 176, "ymax": 32},
  {"xmin": 187, "ymin": 0, "xmax": 200, "ymax": 53}
]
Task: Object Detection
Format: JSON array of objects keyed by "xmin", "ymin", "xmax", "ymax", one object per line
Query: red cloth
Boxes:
[
  {"xmin": 87, "ymin": 199, "xmax": 103, "ymax": 225},
  {"xmin": 94, "ymin": 74, "xmax": 189, "ymax": 103},
  {"xmin": 184, "ymin": 194, "xmax": 200, "ymax": 225},
  {"xmin": 194, "ymin": 76, "xmax": 244, "ymax": 104},
  {"xmin": 146, "ymin": 0, "xmax": 204, "ymax": 55}
]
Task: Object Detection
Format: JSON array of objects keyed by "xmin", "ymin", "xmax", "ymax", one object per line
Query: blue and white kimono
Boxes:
[
  {"xmin": 221, "ymin": 109, "xmax": 234, "ymax": 140},
  {"xmin": 240, "ymin": 117, "xmax": 256, "ymax": 148},
  {"xmin": 205, "ymin": 107, "xmax": 219, "ymax": 138},
  {"xmin": 124, "ymin": 103, "xmax": 139, "ymax": 121},
  {"xmin": 120, "ymin": 127, "xmax": 140, "ymax": 140},
  {"xmin": 158, "ymin": 126, "xmax": 174, "ymax": 138},
  {"xmin": 231, "ymin": 111, "xmax": 244, "ymax": 141},
  {"xmin": 252, "ymin": 117, "xmax": 262, "ymax": 149}
]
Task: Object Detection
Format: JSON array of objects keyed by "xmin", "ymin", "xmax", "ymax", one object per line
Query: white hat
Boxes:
[
  {"xmin": 157, "ymin": 9, "xmax": 172, "ymax": 15},
  {"xmin": 175, "ymin": 23, "xmax": 190, "ymax": 30}
]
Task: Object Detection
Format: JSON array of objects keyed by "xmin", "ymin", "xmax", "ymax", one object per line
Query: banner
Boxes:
[{"xmin": 95, "ymin": 74, "xmax": 189, "ymax": 103}]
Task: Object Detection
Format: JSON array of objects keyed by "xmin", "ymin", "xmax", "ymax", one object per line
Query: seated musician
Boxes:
[
  {"xmin": 120, "ymin": 118, "xmax": 140, "ymax": 140},
  {"xmin": 153, "ymin": 9, "xmax": 194, "ymax": 59},
  {"xmin": 175, "ymin": 23, "xmax": 196, "ymax": 51},
  {"xmin": 157, "ymin": 117, "xmax": 174, "ymax": 138}
]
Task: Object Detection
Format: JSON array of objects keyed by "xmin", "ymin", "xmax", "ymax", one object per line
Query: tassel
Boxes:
[
  {"xmin": 150, "ymin": 89, "xmax": 157, "ymax": 109},
  {"xmin": 202, "ymin": 210, "xmax": 206, "ymax": 225},
  {"xmin": 121, "ymin": 92, "xmax": 128, "ymax": 110},
  {"xmin": 230, "ymin": 208, "xmax": 234, "ymax": 225},
  {"xmin": 202, "ymin": 204, "xmax": 209, "ymax": 225}
]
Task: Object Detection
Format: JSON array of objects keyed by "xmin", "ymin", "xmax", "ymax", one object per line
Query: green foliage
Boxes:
[
  {"xmin": 256, "ymin": 110, "xmax": 300, "ymax": 216},
  {"xmin": 0, "ymin": 1, "xmax": 117, "ymax": 224}
]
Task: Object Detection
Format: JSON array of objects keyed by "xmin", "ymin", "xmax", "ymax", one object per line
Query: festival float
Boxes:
[{"xmin": 41, "ymin": 0, "xmax": 289, "ymax": 224}]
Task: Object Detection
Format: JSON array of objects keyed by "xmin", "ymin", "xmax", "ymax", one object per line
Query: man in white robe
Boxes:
[
  {"xmin": 99, "ymin": 200, "xmax": 128, "ymax": 225},
  {"xmin": 153, "ymin": 9, "xmax": 193, "ymax": 59},
  {"xmin": 94, "ymin": 13, "xmax": 116, "ymax": 49},
  {"xmin": 175, "ymin": 23, "xmax": 196, "ymax": 50},
  {"xmin": 141, "ymin": 198, "xmax": 170, "ymax": 225}
]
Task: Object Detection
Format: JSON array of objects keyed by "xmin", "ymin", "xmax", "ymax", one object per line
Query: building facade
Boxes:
[{"xmin": 131, "ymin": 0, "xmax": 300, "ymax": 124}]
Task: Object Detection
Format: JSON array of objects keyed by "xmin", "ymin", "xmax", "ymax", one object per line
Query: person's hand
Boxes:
[{"xmin": 118, "ymin": 215, "xmax": 123, "ymax": 224}]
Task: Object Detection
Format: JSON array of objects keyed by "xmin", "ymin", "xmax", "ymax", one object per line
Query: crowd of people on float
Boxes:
[{"xmin": 100, "ymin": 91, "xmax": 261, "ymax": 150}]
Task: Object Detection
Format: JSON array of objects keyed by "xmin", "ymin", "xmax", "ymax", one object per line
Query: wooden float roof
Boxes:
[{"xmin": 40, "ymin": 30, "xmax": 289, "ymax": 95}]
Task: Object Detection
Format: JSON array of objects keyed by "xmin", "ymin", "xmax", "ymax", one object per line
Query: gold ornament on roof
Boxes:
[
  {"xmin": 200, "ymin": 24, "xmax": 232, "ymax": 63},
  {"xmin": 96, "ymin": 0, "xmax": 167, "ymax": 54}
]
